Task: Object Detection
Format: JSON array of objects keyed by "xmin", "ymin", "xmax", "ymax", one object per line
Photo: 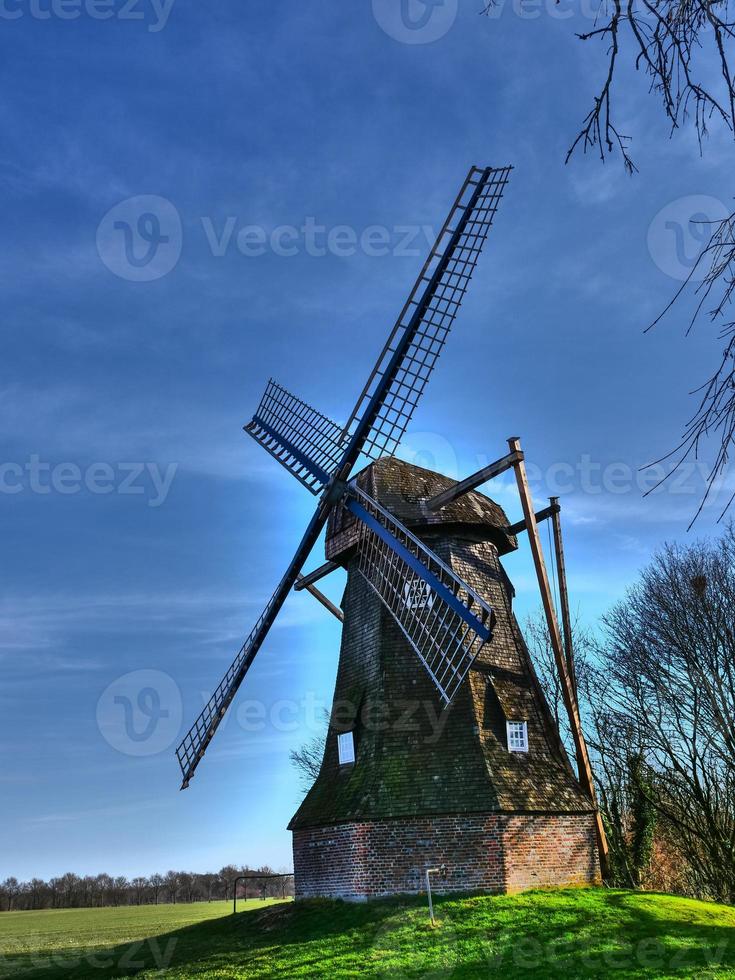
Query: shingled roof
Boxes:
[
  {"xmin": 326, "ymin": 456, "xmax": 518, "ymax": 563},
  {"xmin": 290, "ymin": 458, "xmax": 593, "ymax": 830}
]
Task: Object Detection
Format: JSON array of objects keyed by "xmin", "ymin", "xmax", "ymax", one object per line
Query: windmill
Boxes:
[{"xmin": 177, "ymin": 166, "xmax": 608, "ymax": 897}]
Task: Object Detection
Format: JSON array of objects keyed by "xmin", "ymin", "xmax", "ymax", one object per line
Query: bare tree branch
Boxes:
[
  {"xmin": 646, "ymin": 211, "xmax": 735, "ymax": 524},
  {"xmin": 483, "ymin": 0, "xmax": 735, "ymax": 518}
]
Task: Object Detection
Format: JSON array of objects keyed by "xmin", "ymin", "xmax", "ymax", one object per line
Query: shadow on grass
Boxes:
[
  {"xmin": 0, "ymin": 899, "xmax": 404, "ymax": 980},
  {"xmin": 3, "ymin": 889, "xmax": 734, "ymax": 980}
]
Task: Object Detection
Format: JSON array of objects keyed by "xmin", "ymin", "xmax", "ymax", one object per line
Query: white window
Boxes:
[
  {"xmin": 507, "ymin": 721, "xmax": 529, "ymax": 753},
  {"xmin": 403, "ymin": 578, "xmax": 435, "ymax": 612},
  {"xmin": 337, "ymin": 731, "xmax": 355, "ymax": 765}
]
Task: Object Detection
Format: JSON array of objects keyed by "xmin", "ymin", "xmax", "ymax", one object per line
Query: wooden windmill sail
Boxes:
[
  {"xmin": 176, "ymin": 166, "xmax": 607, "ymax": 897},
  {"xmin": 176, "ymin": 165, "xmax": 512, "ymax": 788}
]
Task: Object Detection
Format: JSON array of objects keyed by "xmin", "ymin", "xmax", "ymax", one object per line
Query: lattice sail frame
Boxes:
[
  {"xmin": 244, "ymin": 379, "xmax": 344, "ymax": 494},
  {"xmin": 341, "ymin": 165, "xmax": 512, "ymax": 461},
  {"xmin": 176, "ymin": 590, "xmax": 280, "ymax": 787},
  {"xmin": 345, "ymin": 486, "xmax": 494, "ymax": 705},
  {"xmin": 175, "ymin": 165, "xmax": 512, "ymax": 788}
]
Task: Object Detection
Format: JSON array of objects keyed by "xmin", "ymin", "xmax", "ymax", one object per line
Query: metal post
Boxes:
[
  {"xmin": 425, "ymin": 868, "xmax": 437, "ymax": 926},
  {"xmin": 233, "ymin": 876, "xmax": 245, "ymax": 915},
  {"xmin": 233, "ymin": 873, "xmax": 292, "ymax": 913},
  {"xmin": 507, "ymin": 437, "xmax": 609, "ymax": 875},
  {"xmin": 424, "ymin": 865, "xmax": 446, "ymax": 925}
]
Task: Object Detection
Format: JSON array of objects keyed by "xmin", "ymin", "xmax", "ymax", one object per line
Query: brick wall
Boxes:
[{"xmin": 293, "ymin": 813, "xmax": 599, "ymax": 900}]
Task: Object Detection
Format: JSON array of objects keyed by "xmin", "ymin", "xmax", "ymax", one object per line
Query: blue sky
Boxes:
[{"xmin": 2, "ymin": 0, "xmax": 733, "ymax": 881}]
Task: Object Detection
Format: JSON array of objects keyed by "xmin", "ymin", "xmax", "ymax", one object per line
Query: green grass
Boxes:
[{"xmin": 1, "ymin": 889, "xmax": 734, "ymax": 979}]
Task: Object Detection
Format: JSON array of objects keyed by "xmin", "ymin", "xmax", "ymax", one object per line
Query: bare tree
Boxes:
[
  {"xmin": 112, "ymin": 876, "xmax": 129, "ymax": 907},
  {"xmin": 0, "ymin": 878, "xmax": 20, "ymax": 912},
  {"xmin": 148, "ymin": 873, "xmax": 164, "ymax": 905},
  {"xmin": 598, "ymin": 526, "xmax": 735, "ymax": 901},
  {"xmin": 198, "ymin": 873, "xmax": 217, "ymax": 902},
  {"xmin": 59, "ymin": 873, "xmax": 80, "ymax": 909},
  {"xmin": 555, "ymin": 0, "xmax": 735, "ymax": 171},
  {"xmin": 218, "ymin": 865, "xmax": 239, "ymax": 902},
  {"xmin": 26, "ymin": 879, "xmax": 47, "ymax": 911},
  {"xmin": 177, "ymin": 872, "xmax": 195, "ymax": 904},
  {"xmin": 289, "ymin": 710, "xmax": 329, "ymax": 790},
  {"xmin": 131, "ymin": 877, "xmax": 148, "ymax": 906},
  {"xmin": 94, "ymin": 874, "xmax": 113, "ymax": 907},
  {"xmin": 163, "ymin": 870, "xmax": 180, "ymax": 905},
  {"xmin": 289, "ymin": 736, "xmax": 325, "ymax": 789},
  {"xmin": 647, "ymin": 220, "xmax": 735, "ymax": 525}
]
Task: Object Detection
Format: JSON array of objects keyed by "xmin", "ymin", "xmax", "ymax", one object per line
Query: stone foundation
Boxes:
[{"xmin": 293, "ymin": 812, "xmax": 599, "ymax": 900}]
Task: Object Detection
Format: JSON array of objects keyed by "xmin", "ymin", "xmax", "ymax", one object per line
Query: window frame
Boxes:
[
  {"xmin": 337, "ymin": 731, "xmax": 356, "ymax": 766},
  {"xmin": 506, "ymin": 720, "xmax": 529, "ymax": 754}
]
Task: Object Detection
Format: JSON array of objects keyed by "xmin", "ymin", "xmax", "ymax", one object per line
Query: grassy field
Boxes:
[{"xmin": 1, "ymin": 888, "xmax": 734, "ymax": 978}]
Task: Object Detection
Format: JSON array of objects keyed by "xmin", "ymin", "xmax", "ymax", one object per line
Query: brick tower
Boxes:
[{"xmin": 289, "ymin": 457, "xmax": 600, "ymax": 900}]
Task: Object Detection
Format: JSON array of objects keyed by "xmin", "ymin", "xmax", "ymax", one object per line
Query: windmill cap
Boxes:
[{"xmin": 326, "ymin": 456, "xmax": 518, "ymax": 563}]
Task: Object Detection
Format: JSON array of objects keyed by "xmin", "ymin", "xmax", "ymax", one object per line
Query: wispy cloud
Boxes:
[
  {"xmin": 0, "ymin": 381, "xmax": 286, "ymax": 483},
  {"xmin": 27, "ymin": 799, "xmax": 167, "ymax": 826},
  {"xmin": 0, "ymin": 588, "xmax": 329, "ymax": 666}
]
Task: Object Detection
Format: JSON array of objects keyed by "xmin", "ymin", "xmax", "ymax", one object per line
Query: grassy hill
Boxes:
[{"xmin": 1, "ymin": 888, "xmax": 734, "ymax": 979}]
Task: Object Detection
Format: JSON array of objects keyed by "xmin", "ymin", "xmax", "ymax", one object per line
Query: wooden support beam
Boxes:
[
  {"xmin": 296, "ymin": 575, "xmax": 344, "ymax": 623},
  {"xmin": 549, "ymin": 496, "xmax": 576, "ymax": 694},
  {"xmin": 505, "ymin": 502, "xmax": 560, "ymax": 537},
  {"xmin": 427, "ymin": 450, "xmax": 522, "ymax": 511},
  {"xmin": 507, "ymin": 437, "xmax": 609, "ymax": 875},
  {"xmin": 294, "ymin": 560, "xmax": 339, "ymax": 591}
]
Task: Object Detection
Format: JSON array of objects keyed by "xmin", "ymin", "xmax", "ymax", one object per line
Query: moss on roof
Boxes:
[{"xmin": 291, "ymin": 458, "xmax": 592, "ymax": 829}]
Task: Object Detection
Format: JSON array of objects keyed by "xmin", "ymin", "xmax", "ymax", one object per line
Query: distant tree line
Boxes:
[
  {"xmin": 531, "ymin": 525, "xmax": 735, "ymax": 905},
  {"xmin": 0, "ymin": 866, "xmax": 293, "ymax": 913}
]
